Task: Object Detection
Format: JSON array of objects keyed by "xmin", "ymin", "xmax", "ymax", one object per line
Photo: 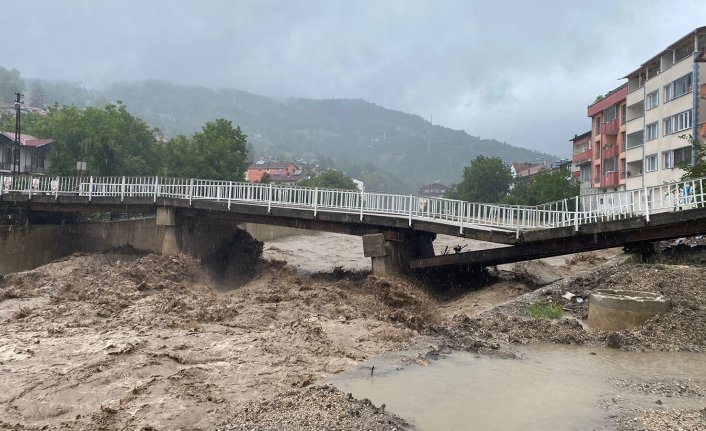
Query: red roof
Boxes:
[{"xmin": 0, "ymin": 132, "xmax": 53, "ymax": 147}]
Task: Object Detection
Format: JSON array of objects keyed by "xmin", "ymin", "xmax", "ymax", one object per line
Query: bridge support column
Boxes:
[
  {"xmin": 363, "ymin": 231, "xmax": 435, "ymax": 275},
  {"xmin": 157, "ymin": 207, "xmax": 181, "ymax": 254}
]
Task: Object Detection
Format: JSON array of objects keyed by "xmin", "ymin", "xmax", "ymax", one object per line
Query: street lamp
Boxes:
[{"xmin": 12, "ymin": 92, "xmax": 23, "ymax": 177}]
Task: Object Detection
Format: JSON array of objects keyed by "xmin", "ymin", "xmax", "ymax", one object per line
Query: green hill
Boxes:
[
  {"xmin": 2, "ymin": 67, "xmax": 556, "ymax": 193},
  {"xmin": 103, "ymin": 81, "xmax": 555, "ymax": 192}
]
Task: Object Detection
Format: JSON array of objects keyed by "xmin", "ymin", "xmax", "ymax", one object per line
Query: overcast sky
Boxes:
[{"xmin": 6, "ymin": 0, "xmax": 706, "ymax": 156}]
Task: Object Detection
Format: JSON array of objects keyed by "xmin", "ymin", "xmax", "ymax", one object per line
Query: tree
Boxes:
[
  {"xmin": 502, "ymin": 165, "xmax": 579, "ymax": 206},
  {"xmin": 0, "ymin": 66, "xmax": 24, "ymax": 104},
  {"xmin": 165, "ymin": 119, "xmax": 249, "ymax": 181},
  {"xmin": 4, "ymin": 103, "xmax": 160, "ymax": 176},
  {"xmin": 677, "ymin": 134, "xmax": 706, "ymax": 180},
  {"xmin": 299, "ymin": 170, "xmax": 357, "ymax": 189},
  {"xmin": 446, "ymin": 156, "xmax": 511, "ymax": 203},
  {"xmin": 259, "ymin": 172, "xmax": 271, "ymax": 183}
]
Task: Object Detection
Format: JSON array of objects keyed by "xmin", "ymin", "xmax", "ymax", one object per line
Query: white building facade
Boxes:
[{"xmin": 624, "ymin": 27, "xmax": 706, "ymax": 190}]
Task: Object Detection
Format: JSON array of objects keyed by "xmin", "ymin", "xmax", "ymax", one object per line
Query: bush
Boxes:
[{"xmin": 528, "ymin": 301, "xmax": 563, "ymax": 319}]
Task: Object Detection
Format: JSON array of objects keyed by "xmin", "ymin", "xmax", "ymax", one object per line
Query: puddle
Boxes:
[{"xmin": 327, "ymin": 344, "xmax": 706, "ymax": 431}]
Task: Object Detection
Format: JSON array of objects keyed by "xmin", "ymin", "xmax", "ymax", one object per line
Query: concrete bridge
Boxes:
[{"xmin": 2, "ymin": 175, "xmax": 706, "ymax": 274}]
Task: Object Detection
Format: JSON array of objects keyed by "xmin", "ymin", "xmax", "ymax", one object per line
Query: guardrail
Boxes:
[{"xmin": 1, "ymin": 175, "xmax": 705, "ymax": 234}]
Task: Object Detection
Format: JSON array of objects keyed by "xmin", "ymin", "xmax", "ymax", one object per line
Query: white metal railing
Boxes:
[{"xmin": 1, "ymin": 175, "xmax": 705, "ymax": 234}]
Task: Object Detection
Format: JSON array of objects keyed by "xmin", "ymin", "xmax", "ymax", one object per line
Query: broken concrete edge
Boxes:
[{"xmin": 587, "ymin": 289, "xmax": 670, "ymax": 332}]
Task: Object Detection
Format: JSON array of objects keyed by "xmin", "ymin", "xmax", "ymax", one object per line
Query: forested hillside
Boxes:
[{"xmin": 1, "ymin": 67, "xmax": 556, "ymax": 192}]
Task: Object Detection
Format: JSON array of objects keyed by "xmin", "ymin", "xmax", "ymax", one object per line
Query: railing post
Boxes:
[
  {"xmin": 28, "ymin": 176, "xmax": 32, "ymax": 200},
  {"xmin": 644, "ymin": 187, "xmax": 650, "ymax": 222},
  {"xmin": 189, "ymin": 178, "xmax": 193, "ymax": 205},
  {"xmin": 360, "ymin": 190, "xmax": 364, "ymax": 221},
  {"xmin": 228, "ymin": 181, "xmax": 232, "ymax": 210},
  {"xmin": 54, "ymin": 176, "xmax": 60, "ymax": 200},
  {"xmin": 88, "ymin": 176, "xmax": 93, "ymax": 201},
  {"xmin": 408, "ymin": 194, "xmax": 413, "ymax": 226},
  {"xmin": 268, "ymin": 183, "xmax": 272, "ymax": 213},
  {"xmin": 459, "ymin": 201, "xmax": 464, "ymax": 234},
  {"xmin": 121, "ymin": 176, "xmax": 126, "ymax": 202},
  {"xmin": 313, "ymin": 187, "xmax": 318, "ymax": 217},
  {"xmin": 154, "ymin": 176, "xmax": 159, "ymax": 202},
  {"xmin": 574, "ymin": 195, "xmax": 579, "ymax": 231}
]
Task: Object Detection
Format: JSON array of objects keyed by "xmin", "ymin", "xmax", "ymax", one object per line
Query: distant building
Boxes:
[
  {"xmin": 510, "ymin": 162, "xmax": 544, "ymax": 178},
  {"xmin": 246, "ymin": 160, "xmax": 305, "ymax": 184},
  {"xmin": 571, "ymin": 131, "xmax": 593, "ymax": 191},
  {"xmin": 0, "ymin": 132, "xmax": 53, "ymax": 175},
  {"xmin": 418, "ymin": 181, "xmax": 450, "ymax": 198}
]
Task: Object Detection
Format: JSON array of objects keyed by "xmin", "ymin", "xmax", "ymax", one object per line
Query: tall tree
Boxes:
[
  {"xmin": 165, "ymin": 118, "xmax": 249, "ymax": 181},
  {"xmin": 0, "ymin": 66, "xmax": 24, "ymax": 104},
  {"xmin": 447, "ymin": 155, "xmax": 511, "ymax": 203},
  {"xmin": 502, "ymin": 165, "xmax": 579, "ymax": 206}
]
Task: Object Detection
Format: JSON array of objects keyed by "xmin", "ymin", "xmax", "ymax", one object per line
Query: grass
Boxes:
[{"xmin": 528, "ymin": 301, "xmax": 564, "ymax": 320}]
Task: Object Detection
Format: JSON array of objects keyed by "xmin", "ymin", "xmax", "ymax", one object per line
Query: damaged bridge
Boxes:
[{"xmin": 2, "ymin": 175, "xmax": 706, "ymax": 274}]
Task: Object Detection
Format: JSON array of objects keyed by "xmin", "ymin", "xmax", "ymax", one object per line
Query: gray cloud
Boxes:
[{"xmin": 7, "ymin": 0, "xmax": 706, "ymax": 155}]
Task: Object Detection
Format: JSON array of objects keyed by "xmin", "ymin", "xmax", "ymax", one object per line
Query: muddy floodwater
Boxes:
[{"xmin": 328, "ymin": 344, "xmax": 706, "ymax": 431}]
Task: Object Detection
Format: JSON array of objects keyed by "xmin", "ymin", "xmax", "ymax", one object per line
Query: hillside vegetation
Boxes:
[{"xmin": 2, "ymin": 67, "xmax": 555, "ymax": 192}]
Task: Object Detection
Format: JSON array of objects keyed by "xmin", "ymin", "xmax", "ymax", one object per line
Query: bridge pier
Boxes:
[
  {"xmin": 363, "ymin": 231, "xmax": 435, "ymax": 275},
  {"xmin": 157, "ymin": 207, "xmax": 182, "ymax": 254}
]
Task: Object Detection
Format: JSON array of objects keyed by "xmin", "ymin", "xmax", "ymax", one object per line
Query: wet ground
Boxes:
[{"xmin": 0, "ymin": 231, "xmax": 704, "ymax": 430}]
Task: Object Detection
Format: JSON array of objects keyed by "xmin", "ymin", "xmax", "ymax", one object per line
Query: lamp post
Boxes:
[{"xmin": 12, "ymin": 92, "xmax": 23, "ymax": 177}]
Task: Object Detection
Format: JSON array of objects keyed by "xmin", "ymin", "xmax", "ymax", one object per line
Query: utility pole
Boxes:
[{"xmin": 13, "ymin": 92, "xmax": 23, "ymax": 176}]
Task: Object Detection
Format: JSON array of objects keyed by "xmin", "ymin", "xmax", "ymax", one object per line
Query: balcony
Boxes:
[
  {"xmin": 602, "ymin": 143, "xmax": 620, "ymax": 159},
  {"xmin": 601, "ymin": 171, "xmax": 620, "ymax": 188},
  {"xmin": 604, "ymin": 118, "xmax": 620, "ymax": 135},
  {"xmin": 572, "ymin": 148, "xmax": 592, "ymax": 165}
]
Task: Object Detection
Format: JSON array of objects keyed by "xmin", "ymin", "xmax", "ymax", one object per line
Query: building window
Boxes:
[
  {"xmin": 664, "ymin": 73, "xmax": 693, "ymax": 102},
  {"xmin": 604, "ymin": 105, "xmax": 618, "ymax": 122},
  {"xmin": 676, "ymin": 110, "xmax": 692, "ymax": 131},
  {"xmin": 646, "ymin": 90, "xmax": 659, "ymax": 110},
  {"xmin": 645, "ymin": 154, "xmax": 658, "ymax": 172},
  {"xmin": 646, "ymin": 122, "xmax": 659, "ymax": 141},
  {"xmin": 663, "ymin": 147, "xmax": 692, "ymax": 169},
  {"xmin": 663, "ymin": 110, "xmax": 692, "ymax": 136},
  {"xmin": 2, "ymin": 147, "xmax": 11, "ymax": 168}
]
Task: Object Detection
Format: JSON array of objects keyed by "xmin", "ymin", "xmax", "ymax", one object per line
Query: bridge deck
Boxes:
[{"xmin": 2, "ymin": 175, "xmax": 706, "ymax": 268}]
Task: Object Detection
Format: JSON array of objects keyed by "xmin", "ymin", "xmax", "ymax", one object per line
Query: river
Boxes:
[{"xmin": 327, "ymin": 344, "xmax": 706, "ymax": 430}]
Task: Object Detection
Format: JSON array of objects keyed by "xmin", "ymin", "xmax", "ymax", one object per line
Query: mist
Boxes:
[{"xmin": 5, "ymin": 0, "xmax": 706, "ymax": 155}]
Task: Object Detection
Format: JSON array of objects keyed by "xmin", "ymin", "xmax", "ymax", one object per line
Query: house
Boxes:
[
  {"xmin": 417, "ymin": 181, "xmax": 449, "ymax": 211},
  {"xmin": 246, "ymin": 160, "xmax": 305, "ymax": 184},
  {"xmin": 510, "ymin": 162, "xmax": 544, "ymax": 178},
  {"xmin": 418, "ymin": 181, "xmax": 449, "ymax": 198},
  {"xmin": 622, "ymin": 26, "xmax": 706, "ymax": 190},
  {"xmin": 0, "ymin": 132, "xmax": 53, "ymax": 175}
]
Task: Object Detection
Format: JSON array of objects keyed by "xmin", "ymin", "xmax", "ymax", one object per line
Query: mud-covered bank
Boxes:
[{"xmin": 1, "ymin": 233, "xmax": 705, "ymax": 430}]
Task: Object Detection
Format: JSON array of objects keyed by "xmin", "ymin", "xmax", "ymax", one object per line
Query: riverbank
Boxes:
[{"xmin": 0, "ymin": 233, "xmax": 704, "ymax": 430}]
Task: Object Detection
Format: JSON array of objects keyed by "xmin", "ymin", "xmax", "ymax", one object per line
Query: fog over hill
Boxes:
[
  {"xmin": 105, "ymin": 81, "xmax": 556, "ymax": 190},
  {"xmin": 3, "ymin": 69, "xmax": 554, "ymax": 192}
]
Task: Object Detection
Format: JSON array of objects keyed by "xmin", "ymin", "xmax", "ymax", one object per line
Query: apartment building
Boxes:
[
  {"xmin": 624, "ymin": 27, "xmax": 706, "ymax": 190},
  {"xmin": 586, "ymin": 84, "xmax": 628, "ymax": 193},
  {"xmin": 570, "ymin": 131, "xmax": 592, "ymax": 191}
]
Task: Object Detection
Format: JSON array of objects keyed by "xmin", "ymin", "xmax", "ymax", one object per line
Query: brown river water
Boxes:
[{"xmin": 327, "ymin": 344, "xmax": 706, "ymax": 431}]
